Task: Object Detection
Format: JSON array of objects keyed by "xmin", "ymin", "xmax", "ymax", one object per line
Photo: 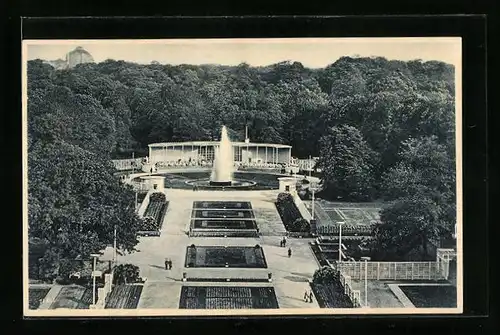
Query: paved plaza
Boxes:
[{"xmin": 118, "ymin": 189, "xmax": 320, "ymax": 309}]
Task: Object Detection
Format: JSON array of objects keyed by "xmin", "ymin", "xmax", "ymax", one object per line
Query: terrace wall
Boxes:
[
  {"xmin": 292, "ymin": 193, "xmax": 312, "ymax": 222},
  {"xmin": 137, "ymin": 189, "xmax": 154, "ymax": 217},
  {"xmin": 337, "ymin": 261, "xmax": 446, "ymax": 281}
]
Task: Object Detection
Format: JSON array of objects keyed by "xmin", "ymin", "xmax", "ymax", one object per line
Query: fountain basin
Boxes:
[
  {"xmin": 209, "ymin": 181, "xmax": 232, "ymax": 187},
  {"xmin": 186, "ymin": 178, "xmax": 257, "ymax": 190}
]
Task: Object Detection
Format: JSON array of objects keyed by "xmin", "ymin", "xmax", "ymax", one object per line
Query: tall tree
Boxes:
[{"xmin": 317, "ymin": 125, "xmax": 377, "ymax": 201}]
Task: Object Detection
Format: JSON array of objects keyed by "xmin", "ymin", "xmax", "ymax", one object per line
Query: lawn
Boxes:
[
  {"xmin": 399, "ymin": 285, "xmax": 457, "ymax": 308},
  {"xmin": 161, "ymin": 172, "xmax": 281, "ymax": 190},
  {"xmin": 185, "ymin": 246, "xmax": 267, "ymax": 268},
  {"xmin": 49, "ymin": 285, "xmax": 97, "ymax": 309},
  {"xmin": 179, "ymin": 286, "xmax": 279, "ymax": 309},
  {"xmin": 338, "ymin": 209, "xmax": 367, "ymax": 222},
  {"xmin": 324, "ymin": 209, "xmax": 344, "ymax": 222},
  {"xmin": 28, "ymin": 287, "xmax": 50, "ymax": 309}
]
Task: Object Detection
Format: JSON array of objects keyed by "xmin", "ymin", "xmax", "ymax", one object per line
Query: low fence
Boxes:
[
  {"xmin": 317, "ymin": 224, "xmax": 374, "ymax": 236},
  {"xmin": 339, "ymin": 271, "xmax": 362, "ymax": 307},
  {"xmin": 112, "ymin": 158, "xmax": 144, "ymax": 171},
  {"xmin": 137, "ymin": 189, "xmax": 155, "ymax": 217},
  {"xmin": 337, "ymin": 261, "xmax": 445, "ymax": 281}
]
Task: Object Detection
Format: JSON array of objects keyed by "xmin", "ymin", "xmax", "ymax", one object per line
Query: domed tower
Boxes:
[{"xmin": 66, "ymin": 46, "xmax": 95, "ymax": 68}]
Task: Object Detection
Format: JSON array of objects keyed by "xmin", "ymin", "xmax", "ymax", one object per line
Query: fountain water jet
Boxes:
[{"xmin": 209, "ymin": 126, "xmax": 234, "ymax": 186}]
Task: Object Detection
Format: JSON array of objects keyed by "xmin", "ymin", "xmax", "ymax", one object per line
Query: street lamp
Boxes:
[
  {"xmin": 361, "ymin": 256, "xmax": 371, "ymax": 307},
  {"xmin": 90, "ymin": 253, "xmax": 100, "ymax": 306}
]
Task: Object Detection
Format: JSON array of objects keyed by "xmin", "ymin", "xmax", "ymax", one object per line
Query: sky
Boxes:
[{"xmin": 24, "ymin": 38, "xmax": 461, "ymax": 69}]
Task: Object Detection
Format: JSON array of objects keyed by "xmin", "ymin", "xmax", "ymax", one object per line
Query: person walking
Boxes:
[
  {"xmin": 308, "ymin": 290, "xmax": 314, "ymax": 303},
  {"xmin": 164, "ymin": 258, "xmax": 169, "ymax": 270},
  {"xmin": 168, "ymin": 259, "xmax": 173, "ymax": 270},
  {"xmin": 288, "ymin": 247, "xmax": 292, "ymax": 258},
  {"xmin": 304, "ymin": 290, "xmax": 308, "ymax": 302}
]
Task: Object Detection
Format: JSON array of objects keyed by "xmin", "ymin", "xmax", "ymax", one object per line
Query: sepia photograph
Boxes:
[{"xmin": 22, "ymin": 37, "xmax": 462, "ymax": 316}]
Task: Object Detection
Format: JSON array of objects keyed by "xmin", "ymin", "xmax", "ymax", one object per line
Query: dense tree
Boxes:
[
  {"xmin": 318, "ymin": 125, "xmax": 377, "ymax": 201},
  {"xmin": 373, "ymin": 196, "xmax": 445, "ymax": 261},
  {"xmin": 28, "ymin": 141, "xmax": 141, "ymax": 281}
]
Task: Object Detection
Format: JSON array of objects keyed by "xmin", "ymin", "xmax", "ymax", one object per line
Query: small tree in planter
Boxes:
[
  {"xmin": 312, "ymin": 266, "xmax": 339, "ymax": 284},
  {"xmin": 113, "ymin": 264, "xmax": 140, "ymax": 285}
]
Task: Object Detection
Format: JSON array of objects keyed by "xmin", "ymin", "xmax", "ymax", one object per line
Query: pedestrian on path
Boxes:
[
  {"xmin": 164, "ymin": 258, "xmax": 169, "ymax": 270},
  {"xmin": 288, "ymin": 247, "xmax": 292, "ymax": 258},
  {"xmin": 303, "ymin": 290, "xmax": 308, "ymax": 302},
  {"xmin": 169, "ymin": 259, "xmax": 173, "ymax": 270},
  {"xmin": 308, "ymin": 290, "xmax": 314, "ymax": 303}
]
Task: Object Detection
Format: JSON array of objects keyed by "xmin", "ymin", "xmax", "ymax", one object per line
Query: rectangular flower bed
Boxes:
[
  {"xmin": 138, "ymin": 197, "xmax": 169, "ymax": 235},
  {"xmin": 179, "ymin": 286, "xmax": 279, "ymax": 309},
  {"xmin": 185, "ymin": 246, "xmax": 267, "ymax": 268},
  {"xmin": 193, "ymin": 201, "xmax": 253, "ymax": 210},
  {"xmin": 191, "ymin": 219, "xmax": 257, "ymax": 230},
  {"xmin": 105, "ymin": 284, "xmax": 143, "ymax": 309},
  {"xmin": 192, "ymin": 209, "xmax": 255, "ymax": 219}
]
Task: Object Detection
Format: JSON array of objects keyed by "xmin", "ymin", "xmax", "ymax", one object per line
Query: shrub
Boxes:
[
  {"xmin": 149, "ymin": 192, "xmax": 166, "ymax": 202},
  {"xmin": 277, "ymin": 192, "xmax": 293, "ymax": 204},
  {"xmin": 313, "ymin": 266, "xmax": 339, "ymax": 284},
  {"xmin": 113, "ymin": 264, "xmax": 140, "ymax": 284},
  {"xmin": 290, "ymin": 218, "xmax": 311, "ymax": 233}
]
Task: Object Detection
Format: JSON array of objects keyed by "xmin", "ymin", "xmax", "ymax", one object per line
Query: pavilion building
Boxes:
[{"xmin": 147, "ymin": 140, "xmax": 292, "ymax": 166}]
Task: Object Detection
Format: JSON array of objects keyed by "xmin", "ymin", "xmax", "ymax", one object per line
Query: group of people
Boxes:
[
  {"xmin": 303, "ymin": 290, "xmax": 314, "ymax": 303},
  {"xmin": 164, "ymin": 258, "xmax": 173, "ymax": 270}
]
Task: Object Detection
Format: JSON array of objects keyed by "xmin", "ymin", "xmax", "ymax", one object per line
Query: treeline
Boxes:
[{"xmin": 28, "ymin": 56, "xmax": 456, "ymax": 265}]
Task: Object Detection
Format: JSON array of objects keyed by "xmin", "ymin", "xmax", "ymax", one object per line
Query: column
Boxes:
[
  {"xmin": 265, "ymin": 146, "xmax": 268, "ymax": 164},
  {"xmin": 256, "ymin": 146, "xmax": 259, "ymax": 163}
]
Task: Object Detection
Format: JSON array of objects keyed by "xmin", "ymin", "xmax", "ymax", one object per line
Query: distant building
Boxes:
[{"xmin": 65, "ymin": 46, "xmax": 95, "ymax": 68}]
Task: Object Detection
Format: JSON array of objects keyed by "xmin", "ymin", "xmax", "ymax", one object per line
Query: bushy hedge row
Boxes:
[
  {"xmin": 275, "ymin": 193, "xmax": 310, "ymax": 233},
  {"xmin": 311, "ymin": 266, "xmax": 354, "ymax": 308}
]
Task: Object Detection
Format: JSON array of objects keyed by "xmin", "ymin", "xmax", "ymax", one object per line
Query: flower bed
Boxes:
[
  {"xmin": 275, "ymin": 193, "xmax": 307, "ymax": 233},
  {"xmin": 193, "ymin": 201, "xmax": 252, "ymax": 210},
  {"xmin": 105, "ymin": 284, "xmax": 143, "ymax": 309},
  {"xmin": 179, "ymin": 286, "xmax": 278, "ymax": 309},
  {"xmin": 185, "ymin": 245, "xmax": 267, "ymax": 268},
  {"xmin": 138, "ymin": 195, "xmax": 168, "ymax": 236},
  {"xmin": 28, "ymin": 287, "xmax": 50, "ymax": 309}
]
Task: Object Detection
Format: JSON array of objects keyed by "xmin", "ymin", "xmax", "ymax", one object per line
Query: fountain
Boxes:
[
  {"xmin": 183, "ymin": 125, "xmax": 257, "ymax": 190},
  {"xmin": 209, "ymin": 126, "xmax": 233, "ymax": 186}
]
